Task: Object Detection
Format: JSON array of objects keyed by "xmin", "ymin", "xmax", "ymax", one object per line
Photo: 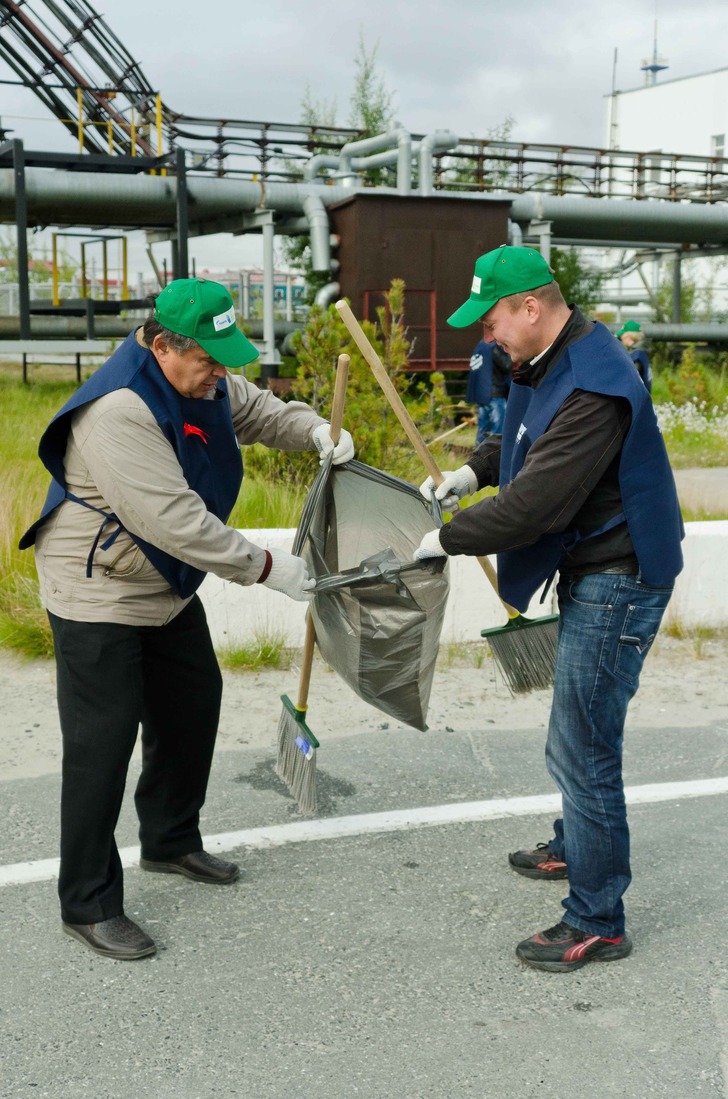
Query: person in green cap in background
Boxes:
[
  {"xmin": 20, "ymin": 277, "xmax": 354, "ymax": 961},
  {"xmin": 414, "ymin": 245, "xmax": 683, "ymax": 973},
  {"xmin": 615, "ymin": 319, "xmax": 652, "ymax": 393}
]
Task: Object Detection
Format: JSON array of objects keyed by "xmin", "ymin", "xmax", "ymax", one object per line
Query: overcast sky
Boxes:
[
  {"xmin": 3, "ymin": 0, "xmax": 728, "ymax": 275},
  {"xmin": 89, "ymin": 0, "xmax": 728, "ymax": 145}
]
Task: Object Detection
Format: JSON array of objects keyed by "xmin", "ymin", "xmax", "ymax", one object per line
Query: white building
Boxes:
[
  {"xmin": 596, "ymin": 66, "xmax": 728, "ymax": 325},
  {"xmin": 607, "ymin": 66, "xmax": 728, "ymax": 160}
]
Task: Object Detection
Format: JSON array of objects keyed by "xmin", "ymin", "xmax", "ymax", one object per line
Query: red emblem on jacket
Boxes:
[{"xmin": 183, "ymin": 422, "xmax": 209, "ymax": 444}]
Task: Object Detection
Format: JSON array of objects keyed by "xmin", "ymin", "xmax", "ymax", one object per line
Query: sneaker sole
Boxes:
[
  {"xmin": 139, "ymin": 858, "xmax": 239, "ymax": 884},
  {"xmin": 62, "ymin": 923, "xmax": 157, "ymax": 960},
  {"xmin": 508, "ymin": 858, "xmax": 568, "ymax": 880},
  {"xmin": 516, "ymin": 939, "xmax": 633, "ymax": 973}
]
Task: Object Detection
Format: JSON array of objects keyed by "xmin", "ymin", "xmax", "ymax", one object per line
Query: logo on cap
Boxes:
[{"xmin": 212, "ymin": 308, "xmax": 235, "ymax": 331}]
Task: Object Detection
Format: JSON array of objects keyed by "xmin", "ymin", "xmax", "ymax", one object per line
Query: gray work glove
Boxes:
[
  {"xmin": 260, "ymin": 549, "xmax": 315, "ymax": 602},
  {"xmin": 419, "ymin": 466, "xmax": 479, "ymax": 511},
  {"xmin": 311, "ymin": 423, "xmax": 356, "ymax": 465}
]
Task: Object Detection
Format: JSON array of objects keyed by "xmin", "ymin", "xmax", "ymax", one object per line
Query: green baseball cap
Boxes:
[
  {"xmin": 447, "ymin": 245, "xmax": 554, "ymax": 328},
  {"xmin": 615, "ymin": 320, "xmax": 641, "ymax": 339},
  {"xmin": 154, "ymin": 277, "xmax": 259, "ymax": 367}
]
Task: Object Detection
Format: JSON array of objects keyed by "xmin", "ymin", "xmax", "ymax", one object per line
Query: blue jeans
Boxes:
[
  {"xmin": 476, "ymin": 398, "xmax": 507, "ymax": 445},
  {"xmin": 545, "ymin": 572, "xmax": 673, "ymax": 938}
]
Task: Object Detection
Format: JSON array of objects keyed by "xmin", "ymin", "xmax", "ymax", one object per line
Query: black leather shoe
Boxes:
[
  {"xmin": 139, "ymin": 850, "xmax": 240, "ymax": 884},
  {"xmin": 62, "ymin": 914, "xmax": 156, "ymax": 960}
]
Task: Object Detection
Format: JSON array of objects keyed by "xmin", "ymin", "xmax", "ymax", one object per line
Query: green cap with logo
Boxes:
[
  {"xmin": 615, "ymin": 320, "xmax": 641, "ymax": 339},
  {"xmin": 154, "ymin": 277, "xmax": 259, "ymax": 367},
  {"xmin": 447, "ymin": 245, "xmax": 554, "ymax": 328}
]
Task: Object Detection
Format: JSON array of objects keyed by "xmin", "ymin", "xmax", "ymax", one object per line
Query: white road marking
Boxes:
[{"xmin": 3, "ymin": 775, "xmax": 728, "ymax": 889}]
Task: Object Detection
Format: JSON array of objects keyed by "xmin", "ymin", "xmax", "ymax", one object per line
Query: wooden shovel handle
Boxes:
[
  {"xmin": 329, "ymin": 353, "xmax": 350, "ymax": 446},
  {"xmin": 296, "ymin": 352, "xmax": 351, "ymax": 709},
  {"xmin": 335, "ymin": 299, "xmax": 519, "ymax": 618}
]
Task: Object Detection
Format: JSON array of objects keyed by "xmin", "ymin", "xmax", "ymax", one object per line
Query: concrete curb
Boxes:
[{"xmin": 199, "ymin": 520, "xmax": 728, "ymax": 650}]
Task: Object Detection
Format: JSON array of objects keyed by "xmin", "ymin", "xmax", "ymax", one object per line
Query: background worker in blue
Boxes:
[
  {"xmin": 20, "ymin": 277, "xmax": 354, "ymax": 961},
  {"xmin": 616, "ymin": 319, "xmax": 652, "ymax": 393},
  {"xmin": 466, "ymin": 328, "xmax": 513, "ymax": 443},
  {"xmin": 415, "ymin": 246, "xmax": 683, "ymax": 973}
]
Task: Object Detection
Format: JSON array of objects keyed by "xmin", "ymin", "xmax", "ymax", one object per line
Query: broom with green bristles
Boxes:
[
  {"xmin": 334, "ymin": 300, "xmax": 558, "ymax": 695},
  {"xmin": 275, "ymin": 352, "xmax": 350, "ymax": 813}
]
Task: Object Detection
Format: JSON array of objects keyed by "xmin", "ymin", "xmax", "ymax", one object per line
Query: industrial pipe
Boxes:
[
  {"xmin": 302, "ymin": 194, "xmax": 331, "ymax": 273},
  {"xmin": 419, "ymin": 131, "xmax": 460, "ymax": 196},
  {"xmin": 510, "ymin": 193, "xmax": 728, "ymax": 247},
  {"xmin": 6, "ymin": 161, "xmax": 728, "ymax": 251},
  {"xmin": 314, "ymin": 282, "xmax": 340, "ymax": 309}
]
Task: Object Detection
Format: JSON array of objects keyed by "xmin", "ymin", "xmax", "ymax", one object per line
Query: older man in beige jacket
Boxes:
[{"xmin": 21, "ymin": 277, "xmax": 354, "ymax": 960}]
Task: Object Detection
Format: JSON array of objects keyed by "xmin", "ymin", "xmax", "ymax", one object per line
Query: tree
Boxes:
[
  {"xmin": 281, "ymin": 34, "xmax": 396, "ymax": 303},
  {"xmin": 348, "ymin": 32, "xmax": 395, "ymax": 134},
  {"xmin": 244, "ymin": 279, "xmax": 442, "ymax": 484},
  {"xmin": 0, "ymin": 228, "xmax": 77, "ymax": 285},
  {"xmin": 441, "ymin": 117, "xmax": 515, "ymax": 191},
  {"xmin": 550, "ymin": 247, "xmax": 604, "ymax": 316},
  {"xmin": 651, "ymin": 256, "xmax": 728, "ymax": 374}
]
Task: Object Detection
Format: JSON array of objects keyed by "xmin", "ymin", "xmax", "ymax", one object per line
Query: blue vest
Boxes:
[
  {"xmin": 497, "ymin": 322, "xmax": 683, "ymax": 611},
  {"xmin": 466, "ymin": 341, "xmax": 494, "ymax": 406},
  {"xmin": 20, "ymin": 331, "xmax": 244, "ymax": 599}
]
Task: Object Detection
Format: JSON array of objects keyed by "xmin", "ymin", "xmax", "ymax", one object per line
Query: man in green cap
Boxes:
[
  {"xmin": 414, "ymin": 245, "xmax": 683, "ymax": 973},
  {"xmin": 20, "ymin": 277, "xmax": 354, "ymax": 960},
  {"xmin": 615, "ymin": 319, "xmax": 652, "ymax": 392}
]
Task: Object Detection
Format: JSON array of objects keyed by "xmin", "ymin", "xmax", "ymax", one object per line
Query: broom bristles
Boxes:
[
  {"xmin": 275, "ymin": 702, "xmax": 318, "ymax": 815},
  {"xmin": 481, "ymin": 614, "xmax": 559, "ymax": 694}
]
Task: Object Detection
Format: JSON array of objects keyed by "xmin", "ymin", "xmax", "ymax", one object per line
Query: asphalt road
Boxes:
[{"xmin": 3, "ymin": 704, "xmax": 728, "ymax": 1099}]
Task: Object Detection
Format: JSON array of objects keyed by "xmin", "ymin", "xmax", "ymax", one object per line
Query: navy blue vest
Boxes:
[
  {"xmin": 466, "ymin": 341, "xmax": 494, "ymax": 406},
  {"xmin": 20, "ymin": 331, "xmax": 244, "ymax": 599},
  {"xmin": 497, "ymin": 321, "xmax": 683, "ymax": 611}
]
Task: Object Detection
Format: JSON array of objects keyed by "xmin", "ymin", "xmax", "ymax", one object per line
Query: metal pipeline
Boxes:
[
  {"xmin": 6, "ymin": 167, "xmax": 728, "ymax": 249},
  {"xmin": 302, "ymin": 194, "xmax": 331, "ymax": 272},
  {"xmin": 510, "ymin": 193, "xmax": 728, "ymax": 247},
  {"xmin": 0, "ymin": 314, "xmax": 722, "ymax": 345},
  {"xmin": 0, "ymin": 315, "xmax": 302, "ymax": 340},
  {"xmin": 634, "ymin": 323, "xmax": 728, "ymax": 342}
]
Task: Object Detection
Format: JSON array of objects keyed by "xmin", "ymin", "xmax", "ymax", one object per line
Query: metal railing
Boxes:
[
  {"xmin": 430, "ymin": 139, "xmax": 728, "ymax": 204},
  {"xmin": 162, "ymin": 126, "xmax": 728, "ymax": 205}
]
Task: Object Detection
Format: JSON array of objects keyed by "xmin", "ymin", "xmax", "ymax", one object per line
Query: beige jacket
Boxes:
[{"xmin": 35, "ymin": 349, "xmax": 325, "ymax": 626}]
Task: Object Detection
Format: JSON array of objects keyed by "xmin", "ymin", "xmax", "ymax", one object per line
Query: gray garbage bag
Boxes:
[{"xmin": 293, "ymin": 458, "xmax": 449, "ymax": 731}]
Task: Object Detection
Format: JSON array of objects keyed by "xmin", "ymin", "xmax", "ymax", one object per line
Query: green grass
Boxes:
[
  {"xmin": 228, "ymin": 457, "xmax": 308, "ymax": 529},
  {"xmin": 656, "ymin": 408, "xmax": 728, "ymax": 468},
  {"xmin": 0, "ymin": 371, "xmax": 79, "ymax": 657},
  {"xmin": 439, "ymin": 640, "xmax": 488, "ymax": 668},
  {"xmin": 661, "ymin": 622, "xmax": 728, "ymax": 659},
  {"xmin": 217, "ymin": 630, "xmax": 293, "ymax": 672}
]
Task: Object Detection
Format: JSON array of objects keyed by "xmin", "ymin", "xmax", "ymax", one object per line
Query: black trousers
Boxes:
[{"xmin": 48, "ymin": 596, "xmax": 222, "ymax": 924}]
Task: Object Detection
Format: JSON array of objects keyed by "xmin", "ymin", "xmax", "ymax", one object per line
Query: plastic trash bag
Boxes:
[{"xmin": 293, "ymin": 457, "xmax": 449, "ymax": 731}]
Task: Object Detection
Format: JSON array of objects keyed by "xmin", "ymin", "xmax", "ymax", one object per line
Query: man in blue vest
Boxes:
[
  {"xmin": 616, "ymin": 319, "xmax": 653, "ymax": 393},
  {"xmin": 414, "ymin": 246, "xmax": 683, "ymax": 972},
  {"xmin": 466, "ymin": 330, "xmax": 513, "ymax": 444},
  {"xmin": 20, "ymin": 277, "xmax": 354, "ymax": 961}
]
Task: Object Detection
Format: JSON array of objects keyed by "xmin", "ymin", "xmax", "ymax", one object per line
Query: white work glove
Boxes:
[
  {"xmin": 260, "ymin": 549, "xmax": 315, "ymax": 602},
  {"xmin": 419, "ymin": 466, "xmax": 479, "ymax": 511},
  {"xmin": 311, "ymin": 423, "xmax": 355, "ymax": 465},
  {"xmin": 414, "ymin": 528, "xmax": 449, "ymax": 561}
]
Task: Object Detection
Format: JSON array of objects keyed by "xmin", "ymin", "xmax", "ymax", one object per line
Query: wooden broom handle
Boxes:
[
  {"xmin": 296, "ymin": 612, "xmax": 317, "ymax": 711},
  {"xmin": 296, "ymin": 352, "xmax": 351, "ymax": 710},
  {"xmin": 335, "ymin": 300, "xmax": 519, "ymax": 618}
]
